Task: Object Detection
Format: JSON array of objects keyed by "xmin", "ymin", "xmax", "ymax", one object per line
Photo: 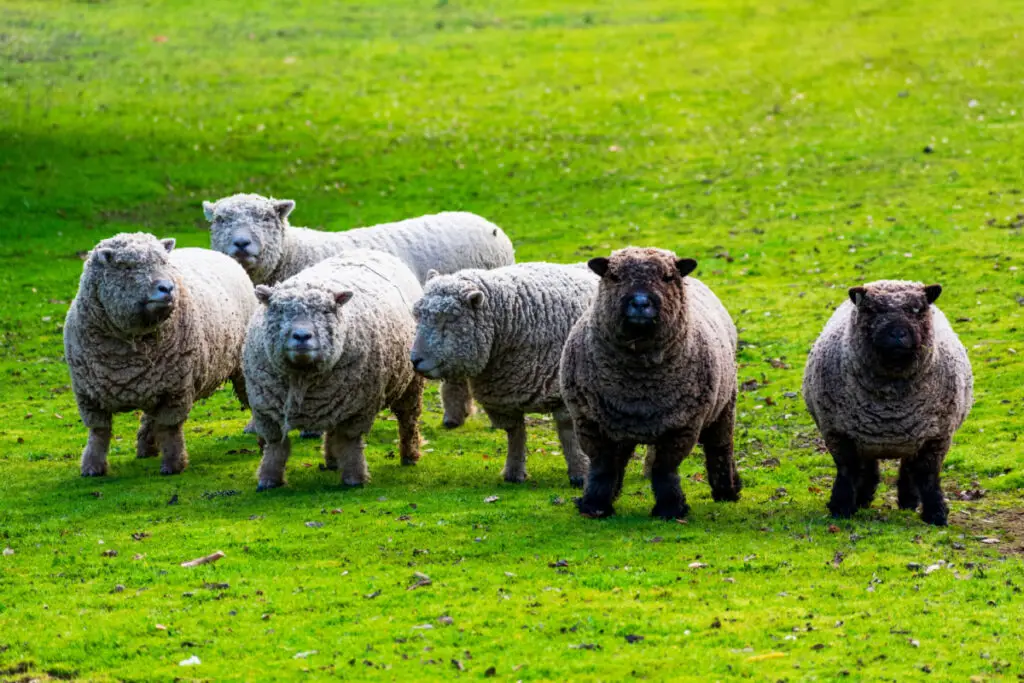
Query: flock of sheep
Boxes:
[{"xmin": 62, "ymin": 194, "xmax": 974, "ymax": 526}]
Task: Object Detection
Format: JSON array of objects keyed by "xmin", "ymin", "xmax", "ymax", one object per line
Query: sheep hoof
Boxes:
[
  {"xmin": 80, "ymin": 467, "xmax": 108, "ymax": 477},
  {"xmin": 442, "ymin": 418, "xmax": 463, "ymax": 430},
  {"xmin": 711, "ymin": 488, "xmax": 741, "ymax": 503},
  {"xmin": 400, "ymin": 456, "xmax": 420, "ymax": 466},
  {"xmin": 920, "ymin": 508, "xmax": 948, "ymax": 527},
  {"xmin": 502, "ymin": 470, "xmax": 528, "ymax": 484},
  {"xmin": 299, "ymin": 430, "xmax": 322, "ymax": 440},
  {"xmin": 575, "ymin": 497, "xmax": 614, "ymax": 519},
  {"xmin": 342, "ymin": 475, "xmax": 370, "ymax": 487},
  {"xmin": 319, "ymin": 462, "xmax": 339, "ymax": 471},
  {"xmin": 827, "ymin": 504, "xmax": 856, "ymax": 519},
  {"xmin": 160, "ymin": 463, "xmax": 186, "ymax": 475},
  {"xmin": 256, "ymin": 480, "xmax": 283, "ymax": 492},
  {"xmin": 651, "ymin": 500, "xmax": 690, "ymax": 521}
]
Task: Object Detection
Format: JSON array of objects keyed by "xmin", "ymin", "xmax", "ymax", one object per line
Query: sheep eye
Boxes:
[
  {"xmin": 662, "ymin": 273, "xmax": 676, "ymax": 283},
  {"xmin": 911, "ymin": 307, "xmax": 922, "ymax": 315},
  {"xmin": 607, "ymin": 272, "xmax": 620, "ymax": 283}
]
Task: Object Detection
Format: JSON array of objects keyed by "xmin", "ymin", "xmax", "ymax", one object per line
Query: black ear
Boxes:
[
  {"xmin": 94, "ymin": 248, "xmax": 114, "ymax": 264},
  {"xmin": 334, "ymin": 290, "xmax": 354, "ymax": 307},
  {"xmin": 924, "ymin": 284, "xmax": 942, "ymax": 305},
  {"xmin": 588, "ymin": 257, "xmax": 610, "ymax": 277},
  {"xmin": 675, "ymin": 258, "xmax": 697, "ymax": 277},
  {"xmin": 849, "ymin": 286, "xmax": 867, "ymax": 306}
]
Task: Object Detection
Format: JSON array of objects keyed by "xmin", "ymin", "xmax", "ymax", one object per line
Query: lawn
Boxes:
[{"xmin": 1, "ymin": 0, "xmax": 1023, "ymax": 680}]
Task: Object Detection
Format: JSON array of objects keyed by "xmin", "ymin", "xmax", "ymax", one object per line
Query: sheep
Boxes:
[
  {"xmin": 559, "ymin": 247, "xmax": 741, "ymax": 520},
  {"xmin": 243, "ymin": 249, "xmax": 424, "ymax": 490},
  {"xmin": 64, "ymin": 232, "xmax": 257, "ymax": 476},
  {"xmin": 409, "ymin": 262, "xmax": 598, "ymax": 487},
  {"xmin": 802, "ymin": 280, "xmax": 973, "ymax": 526},
  {"xmin": 202, "ymin": 193, "xmax": 515, "ymax": 429}
]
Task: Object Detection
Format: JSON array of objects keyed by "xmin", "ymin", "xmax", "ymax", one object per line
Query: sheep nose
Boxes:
[
  {"xmin": 889, "ymin": 327, "xmax": 909, "ymax": 342},
  {"xmin": 155, "ymin": 280, "xmax": 174, "ymax": 295},
  {"xmin": 410, "ymin": 354, "xmax": 424, "ymax": 370},
  {"xmin": 630, "ymin": 293, "xmax": 652, "ymax": 310},
  {"xmin": 233, "ymin": 236, "xmax": 252, "ymax": 250},
  {"xmin": 290, "ymin": 329, "xmax": 313, "ymax": 344}
]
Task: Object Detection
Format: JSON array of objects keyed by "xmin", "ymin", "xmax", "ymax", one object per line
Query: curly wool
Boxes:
[
  {"xmin": 560, "ymin": 247, "xmax": 741, "ymax": 518},
  {"xmin": 802, "ymin": 281, "xmax": 973, "ymax": 450},
  {"xmin": 243, "ymin": 250, "xmax": 424, "ymax": 488},
  {"xmin": 64, "ymin": 232, "xmax": 257, "ymax": 475},
  {"xmin": 411, "ymin": 262, "xmax": 598, "ymax": 485},
  {"xmin": 203, "ymin": 193, "xmax": 516, "ymax": 286}
]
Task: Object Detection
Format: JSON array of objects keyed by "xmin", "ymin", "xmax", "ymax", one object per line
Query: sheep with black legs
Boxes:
[
  {"xmin": 202, "ymin": 193, "xmax": 515, "ymax": 429},
  {"xmin": 559, "ymin": 247, "xmax": 741, "ymax": 520},
  {"xmin": 64, "ymin": 232, "xmax": 256, "ymax": 477},
  {"xmin": 243, "ymin": 249, "xmax": 423, "ymax": 490},
  {"xmin": 802, "ymin": 280, "xmax": 973, "ymax": 526},
  {"xmin": 409, "ymin": 262, "xmax": 598, "ymax": 487}
]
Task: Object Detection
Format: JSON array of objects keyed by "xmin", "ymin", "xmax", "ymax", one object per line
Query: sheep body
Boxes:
[
  {"xmin": 64, "ymin": 232, "xmax": 257, "ymax": 476},
  {"xmin": 204, "ymin": 193, "xmax": 514, "ymax": 427},
  {"xmin": 243, "ymin": 249, "xmax": 424, "ymax": 489},
  {"xmin": 410, "ymin": 262, "xmax": 598, "ymax": 486},
  {"xmin": 802, "ymin": 279, "xmax": 973, "ymax": 525},
  {"xmin": 560, "ymin": 247, "xmax": 741, "ymax": 519}
]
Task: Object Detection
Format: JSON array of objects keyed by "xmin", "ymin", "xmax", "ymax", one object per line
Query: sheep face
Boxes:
[
  {"xmin": 85, "ymin": 233, "xmax": 179, "ymax": 336},
  {"xmin": 203, "ymin": 194, "xmax": 295, "ymax": 283},
  {"xmin": 254, "ymin": 284, "xmax": 353, "ymax": 373},
  {"xmin": 410, "ymin": 279, "xmax": 489, "ymax": 380},
  {"xmin": 587, "ymin": 247, "xmax": 697, "ymax": 348},
  {"xmin": 848, "ymin": 282, "xmax": 942, "ymax": 374}
]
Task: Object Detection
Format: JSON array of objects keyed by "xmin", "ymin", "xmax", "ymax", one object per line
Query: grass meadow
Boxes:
[{"xmin": 1, "ymin": 0, "xmax": 1023, "ymax": 680}]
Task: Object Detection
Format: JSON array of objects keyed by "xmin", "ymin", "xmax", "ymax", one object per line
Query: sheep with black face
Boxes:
[
  {"xmin": 802, "ymin": 280, "xmax": 973, "ymax": 525},
  {"xmin": 243, "ymin": 249, "xmax": 423, "ymax": 490},
  {"xmin": 559, "ymin": 247, "xmax": 741, "ymax": 520},
  {"xmin": 64, "ymin": 232, "xmax": 257, "ymax": 476}
]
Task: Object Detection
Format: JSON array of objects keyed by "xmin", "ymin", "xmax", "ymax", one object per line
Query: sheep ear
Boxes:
[
  {"xmin": 924, "ymin": 284, "xmax": 942, "ymax": 304},
  {"xmin": 675, "ymin": 258, "xmax": 697, "ymax": 277},
  {"xmin": 202, "ymin": 201, "xmax": 216, "ymax": 222},
  {"xmin": 254, "ymin": 285, "xmax": 274, "ymax": 305},
  {"xmin": 588, "ymin": 257, "xmax": 610, "ymax": 277},
  {"xmin": 425, "ymin": 269, "xmax": 440, "ymax": 282},
  {"xmin": 273, "ymin": 199, "xmax": 296, "ymax": 220},
  {"xmin": 464, "ymin": 290, "xmax": 485, "ymax": 308},
  {"xmin": 160, "ymin": 238, "xmax": 176, "ymax": 253},
  {"xmin": 849, "ymin": 286, "xmax": 867, "ymax": 306},
  {"xmin": 334, "ymin": 290, "xmax": 354, "ymax": 307},
  {"xmin": 94, "ymin": 248, "xmax": 114, "ymax": 264}
]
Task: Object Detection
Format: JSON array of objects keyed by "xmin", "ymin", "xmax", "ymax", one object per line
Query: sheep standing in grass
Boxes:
[
  {"xmin": 409, "ymin": 263, "xmax": 598, "ymax": 487},
  {"xmin": 64, "ymin": 232, "xmax": 257, "ymax": 476},
  {"xmin": 202, "ymin": 193, "xmax": 516, "ymax": 429},
  {"xmin": 802, "ymin": 280, "xmax": 973, "ymax": 526},
  {"xmin": 243, "ymin": 250, "xmax": 423, "ymax": 490},
  {"xmin": 560, "ymin": 247, "xmax": 741, "ymax": 520}
]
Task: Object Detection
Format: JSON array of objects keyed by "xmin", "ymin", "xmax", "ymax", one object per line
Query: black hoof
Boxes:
[
  {"xmin": 920, "ymin": 509, "xmax": 948, "ymax": 527},
  {"xmin": 442, "ymin": 419, "xmax": 462, "ymax": 430},
  {"xmin": 651, "ymin": 501, "xmax": 690, "ymax": 521},
  {"xmin": 256, "ymin": 481, "xmax": 283, "ymax": 492},
  {"xmin": 568, "ymin": 475, "xmax": 585, "ymax": 489},
  {"xmin": 711, "ymin": 488, "xmax": 741, "ymax": 503},
  {"xmin": 299, "ymin": 430, "xmax": 322, "ymax": 440},
  {"xmin": 575, "ymin": 496, "xmax": 614, "ymax": 519}
]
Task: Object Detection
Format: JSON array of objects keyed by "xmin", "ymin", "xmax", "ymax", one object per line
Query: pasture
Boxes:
[{"xmin": 1, "ymin": 0, "xmax": 1023, "ymax": 679}]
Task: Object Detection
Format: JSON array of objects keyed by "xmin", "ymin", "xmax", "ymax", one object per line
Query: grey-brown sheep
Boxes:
[
  {"xmin": 802, "ymin": 280, "xmax": 973, "ymax": 525},
  {"xmin": 243, "ymin": 249, "xmax": 423, "ymax": 490},
  {"xmin": 559, "ymin": 247, "xmax": 741, "ymax": 520},
  {"xmin": 410, "ymin": 262, "xmax": 598, "ymax": 487},
  {"xmin": 64, "ymin": 233, "xmax": 257, "ymax": 476}
]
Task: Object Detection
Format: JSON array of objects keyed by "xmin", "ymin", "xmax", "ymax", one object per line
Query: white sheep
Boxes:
[
  {"xmin": 410, "ymin": 263, "xmax": 598, "ymax": 486},
  {"xmin": 64, "ymin": 233, "xmax": 257, "ymax": 476},
  {"xmin": 243, "ymin": 249, "xmax": 424, "ymax": 490}
]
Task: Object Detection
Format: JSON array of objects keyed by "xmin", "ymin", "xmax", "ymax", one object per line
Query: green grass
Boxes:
[{"xmin": 2, "ymin": 0, "xmax": 1024, "ymax": 679}]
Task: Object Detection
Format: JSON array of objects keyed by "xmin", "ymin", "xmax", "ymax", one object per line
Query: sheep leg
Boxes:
[
  {"xmin": 155, "ymin": 421, "xmax": 189, "ymax": 475},
  {"xmin": 441, "ymin": 379, "xmax": 475, "ymax": 429},
  {"xmin": 649, "ymin": 429, "xmax": 699, "ymax": 520},
  {"xmin": 896, "ymin": 459, "xmax": 920, "ymax": 510},
  {"xmin": 909, "ymin": 438, "xmax": 950, "ymax": 526},
  {"xmin": 554, "ymin": 408, "xmax": 588, "ymax": 488},
  {"xmin": 80, "ymin": 408, "xmax": 113, "ymax": 477},
  {"xmin": 502, "ymin": 417, "xmax": 529, "ymax": 483},
  {"xmin": 699, "ymin": 398, "xmax": 741, "ymax": 502},
  {"xmin": 825, "ymin": 433, "xmax": 860, "ymax": 518},
  {"xmin": 392, "ymin": 376, "xmax": 424, "ymax": 466},
  {"xmin": 326, "ymin": 427, "xmax": 370, "ymax": 487},
  {"xmin": 575, "ymin": 419, "xmax": 633, "ymax": 518},
  {"xmin": 230, "ymin": 370, "xmax": 250, "ymax": 410},
  {"xmin": 136, "ymin": 414, "xmax": 159, "ymax": 459},
  {"xmin": 856, "ymin": 458, "xmax": 880, "ymax": 509},
  {"xmin": 256, "ymin": 437, "xmax": 291, "ymax": 491}
]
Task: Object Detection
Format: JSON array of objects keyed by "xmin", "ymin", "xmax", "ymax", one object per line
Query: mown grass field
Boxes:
[{"xmin": 2, "ymin": 0, "xmax": 1023, "ymax": 680}]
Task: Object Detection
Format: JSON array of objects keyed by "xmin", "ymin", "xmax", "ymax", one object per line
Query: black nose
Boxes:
[
  {"xmin": 411, "ymin": 356, "xmax": 424, "ymax": 370},
  {"xmin": 630, "ymin": 293, "xmax": 652, "ymax": 310},
  {"xmin": 889, "ymin": 327, "xmax": 909, "ymax": 342},
  {"xmin": 233, "ymin": 236, "xmax": 252, "ymax": 250},
  {"xmin": 291, "ymin": 329, "xmax": 313, "ymax": 343},
  {"xmin": 155, "ymin": 280, "xmax": 174, "ymax": 295}
]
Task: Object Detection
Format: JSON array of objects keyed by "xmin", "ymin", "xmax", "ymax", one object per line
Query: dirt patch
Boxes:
[{"xmin": 959, "ymin": 508, "xmax": 1024, "ymax": 557}]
